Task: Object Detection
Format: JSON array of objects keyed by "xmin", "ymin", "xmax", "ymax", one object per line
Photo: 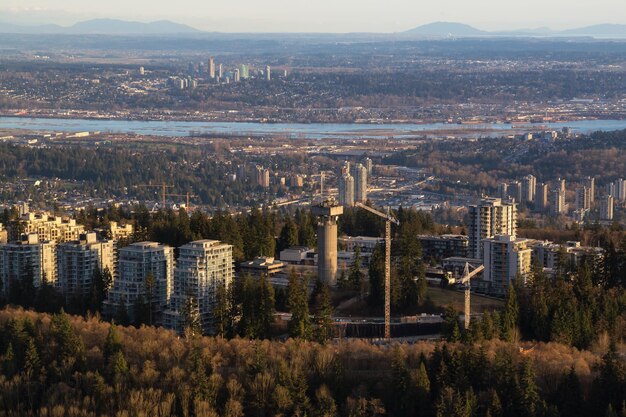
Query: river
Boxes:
[{"xmin": 1, "ymin": 116, "xmax": 626, "ymax": 139}]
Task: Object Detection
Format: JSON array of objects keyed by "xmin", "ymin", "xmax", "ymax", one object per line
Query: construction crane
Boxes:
[
  {"xmin": 354, "ymin": 202, "xmax": 399, "ymax": 340},
  {"xmin": 136, "ymin": 183, "xmax": 173, "ymax": 208},
  {"xmin": 168, "ymin": 192, "xmax": 198, "ymax": 211},
  {"xmin": 458, "ymin": 262, "xmax": 485, "ymax": 330}
]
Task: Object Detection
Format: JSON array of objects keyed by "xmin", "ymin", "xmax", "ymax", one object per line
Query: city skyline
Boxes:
[{"xmin": 1, "ymin": 1, "xmax": 626, "ymax": 33}]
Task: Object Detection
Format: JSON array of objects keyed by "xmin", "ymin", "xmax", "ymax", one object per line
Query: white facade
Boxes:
[
  {"xmin": 56, "ymin": 232, "xmax": 114, "ymax": 296},
  {"xmin": 354, "ymin": 163, "xmax": 368, "ymax": 203},
  {"xmin": 0, "ymin": 233, "xmax": 56, "ymax": 293},
  {"xmin": 338, "ymin": 173, "xmax": 355, "ymax": 206},
  {"xmin": 104, "ymin": 242, "xmax": 174, "ymax": 324},
  {"xmin": 163, "ymin": 240, "xmax": 234, "ymax": 335},
  {"xmin": 483, "ymin": 235, "xmax": 532, "ymax": 295},
  {"xmin": 468, "ymin": 198, "xmax": 517, "ymax": 259}
]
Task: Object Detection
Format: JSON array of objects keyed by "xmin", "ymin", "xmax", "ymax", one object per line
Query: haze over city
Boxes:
[{"xmin": 1, "ymin": 0, "xmax": 626, "ymax": 32}]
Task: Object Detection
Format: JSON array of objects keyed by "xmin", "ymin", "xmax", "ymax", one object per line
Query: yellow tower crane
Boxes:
[{"xmin": 354, "ymin": 202, "xmax": 399, "ymax": 340}]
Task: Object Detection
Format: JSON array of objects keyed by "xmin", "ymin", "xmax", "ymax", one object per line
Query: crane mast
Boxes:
[
  {"xmin": 354, "ymin": 202, "xmax": 399, "ymax": 340},
  {"xmin": 459, "ymin": 262, "xmax": 485, "ymax": 329}
]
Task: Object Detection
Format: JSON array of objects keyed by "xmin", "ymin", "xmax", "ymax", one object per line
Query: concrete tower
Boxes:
[{"xmin": 312, "ymin": 200, "xmax": 343, "ymax": 286}]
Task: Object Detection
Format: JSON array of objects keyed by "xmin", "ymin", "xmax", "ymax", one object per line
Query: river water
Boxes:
[{"xmin": 1, "ymin": 116, "xmax": 626, "ymax": 139}]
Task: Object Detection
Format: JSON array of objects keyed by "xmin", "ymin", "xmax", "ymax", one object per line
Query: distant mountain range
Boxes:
[
  {"xmin": 0, "ymin": 18, "xmax": 625, "ymax": 38},
  {"xmin": 0, "ymin": 18, "xmax": 201, "ymax": 35},
  {"xmin": 401, "ymin": 22, "xmax": 626, "ymax": 38}
]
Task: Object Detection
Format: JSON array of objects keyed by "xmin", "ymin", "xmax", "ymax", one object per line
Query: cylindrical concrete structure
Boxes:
[{"xmin": 317, "ymin": 219, "xmax": 338, "ymax": 286}]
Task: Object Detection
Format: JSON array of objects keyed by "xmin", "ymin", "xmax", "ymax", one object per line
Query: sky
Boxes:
[{"xmin": 1, "ymin": 0, "xmax": 625, "ymax": 32}]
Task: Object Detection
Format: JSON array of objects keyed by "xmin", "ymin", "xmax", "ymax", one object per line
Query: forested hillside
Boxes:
[{"xmin": 0, "ymin": 308, "xmax": 624, "ymax": 417}]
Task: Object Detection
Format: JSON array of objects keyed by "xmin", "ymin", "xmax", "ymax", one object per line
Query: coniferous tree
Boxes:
[
  {"xmin": 287, "ymin": 271, "xmax": 312, "ymax": 340},
  {"xmin": 312, "ymin": 280, "xmax": 334, "ymax": 343}
]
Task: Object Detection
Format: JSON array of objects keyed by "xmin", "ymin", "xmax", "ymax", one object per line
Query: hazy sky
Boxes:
[{"xmin": 1, "ymin": 0, "xmax": 625, "ymax": 32}]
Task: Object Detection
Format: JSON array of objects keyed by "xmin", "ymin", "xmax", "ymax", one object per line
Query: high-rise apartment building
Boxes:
[
  {"xmin": 56, "ymin": 232, "xmax": 114, "ymax": 296},
  {"xmin": 575, "ymin": 186, "xmax": 591, "ymax": 211},
  {"xmin": 104, "ymin": 242, "xmax": 174, "ymax": 324},
  {"xmin": 536, "ymin": 183, "xmax": 549, "ymax": 211},
  {"xmin": 234, "ymin": 69, "xmax": 240, "ymax": 82},
  {"xmin": 338, "ymin": 172, "xmax": 355, "ymax": 206},
  {"xmin": 208, "ymin": 57, "xmax": 215, "ymax": 78},
  {"xmin": 163, "ymin": 240, "xmax": 234, "ymax": 335},
  {"xmin": 499, "ymin": 183, "xmax": 509, "ymax": 200},
  {"xmin": 364, "ymin": 157, "xmax": 373, "ymax": 177},
  {"xmin": 584, "ymin": 176, "xmax": 595, "ymax": 204},
  {"xmin": 600, "ymin": 195, "xmax": 614, "ymax": 221},
  {"xmin": 509, "ymin": 181, "xmax": 522, "ymax": 203},
  {"xmin": 255, "ymin": 166, "xmax": 270, "ymax": 188},
  {"xmin": 521, "ymin": 175, "xmax": 536, "ymax": 203},
  {"xmin": 468, "ymin": 198, "xmax": 517, "ymax": 259},
  {"xmin": 0, "ymin": 233, "xmax": 56, "ymax": 294},
  {"xmin": 483, "ymin": 235, "xmax": 532, "ymax": 295},
  {"xmin": 550, "ymin": 188, "xmax": 567, "ymax": 215},
  {"xmin": 265, "ymin": 65, "xmax": 271, "ymax": 81},
  {"xmin": 354, "ymin": 163, "xmax": 368, "ymax": 203}
]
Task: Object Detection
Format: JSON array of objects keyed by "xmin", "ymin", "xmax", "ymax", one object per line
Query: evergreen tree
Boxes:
[
  {"xmin": 287, "ymin": 271, "xmax": 312, "ymax": 340},
  {"xmin": 182, "ymin": 294, "xmax": 203, "ymax": 338},
  {"xmin": 502, "ymin": 283, "xmax": 519, "ymax": 342},
  {"xmin": 368, "ymin": 244, "xmax": 385, "ymax": 308},
  {"xmin": 312, "ymin": 280, "xmax": 334, "ymax": 343},
  {"xmin": 349, "ymin": 246, "xmax": 365, "ymax": 292},
  {"xmin": 257, "ymin": 275, "xmax": 276, "ymax": 339},
  {"xmin": 214, "ymin": 282, "xmax": 233, "ymax": 338},
  {"xmin": 278, "ymin": 217, "xmax": 299, "ymax": 253}
]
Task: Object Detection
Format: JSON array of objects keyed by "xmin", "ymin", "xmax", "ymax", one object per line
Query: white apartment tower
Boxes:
[
  {"xmin": 468, "ymin": 198, "xmax": 517, "ymax": 259},
  {"xmin": 584, "ymin": 176, "xmax": 595, "ymax": 204},
  {"xmin": 354, "ymin": 163, "xmax": 368, "ymax": 203},
  {"xmin": 483, "ymin": 235, "xmax": 532, "ymax": 295},
  {"xmin": 104, "ymin": 242, "xmax": 174, "ymax": 324},
  {"xmin": 0, "ymin": 233, "xmax": 56, "ymax": 294},
  {"xmin": 163, "ymin": 240, "xmax": 234, "ymax": 335},
  {"xmin": 338, "ymin": 173, "xmax": 355, "ymax": 206},
  {"xmin": 56, "ymin": 232, "xmax": 114, "ymax": 296}
]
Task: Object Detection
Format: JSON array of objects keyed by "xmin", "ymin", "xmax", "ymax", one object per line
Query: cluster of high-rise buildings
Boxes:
[
  {"xmin": 464, "ymin": 197, "xmax": 604, "ymax": 295},
  {"xmin": 185, "ymin": 56, "xmax": 274, "ymax": 85},
  {"xmin": 499, "ymin": 175, "xmax": 623, "ymax": 221},
  {"xmin": 338, "ymin": 158, "xmax": 372, "ymax": 206},
  {"xmin": 0, "ymin": 210, "xmax": 234, "ymax": 335}
]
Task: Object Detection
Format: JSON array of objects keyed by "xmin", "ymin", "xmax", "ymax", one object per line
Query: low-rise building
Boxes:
[
  {"xmin": 239, "ymin": 256, "xmax": 285, "ymax": 277},
  {"xmin": 418, "ymin": 234, "xmax": 469, "ymax": 260}
]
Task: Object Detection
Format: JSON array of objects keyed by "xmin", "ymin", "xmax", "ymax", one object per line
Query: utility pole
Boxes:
[{"xmin": 354, "ymin": 202, "xmax": 399, "ymax": 340}]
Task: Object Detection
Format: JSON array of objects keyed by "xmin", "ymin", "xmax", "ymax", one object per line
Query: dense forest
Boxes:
[
  {"xmin": 0, "ymin": 143, "xmax": 310, "ymax": 207},
  {"xmin": 0, "ymin": 307, "xmax": 624, "ymax": 417}
]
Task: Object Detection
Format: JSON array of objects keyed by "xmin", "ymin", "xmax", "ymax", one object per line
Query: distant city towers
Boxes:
[
  {"xmin": 337, "ymin": 159, "xmax": 369, "ymax": 207},
  {"xmin": 208, "ymin": 57, "xmax": 216, "ymax": 79},
  {"xmin": 265, "ymin": 65, "xmax": 271, "ymax": 81}
]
